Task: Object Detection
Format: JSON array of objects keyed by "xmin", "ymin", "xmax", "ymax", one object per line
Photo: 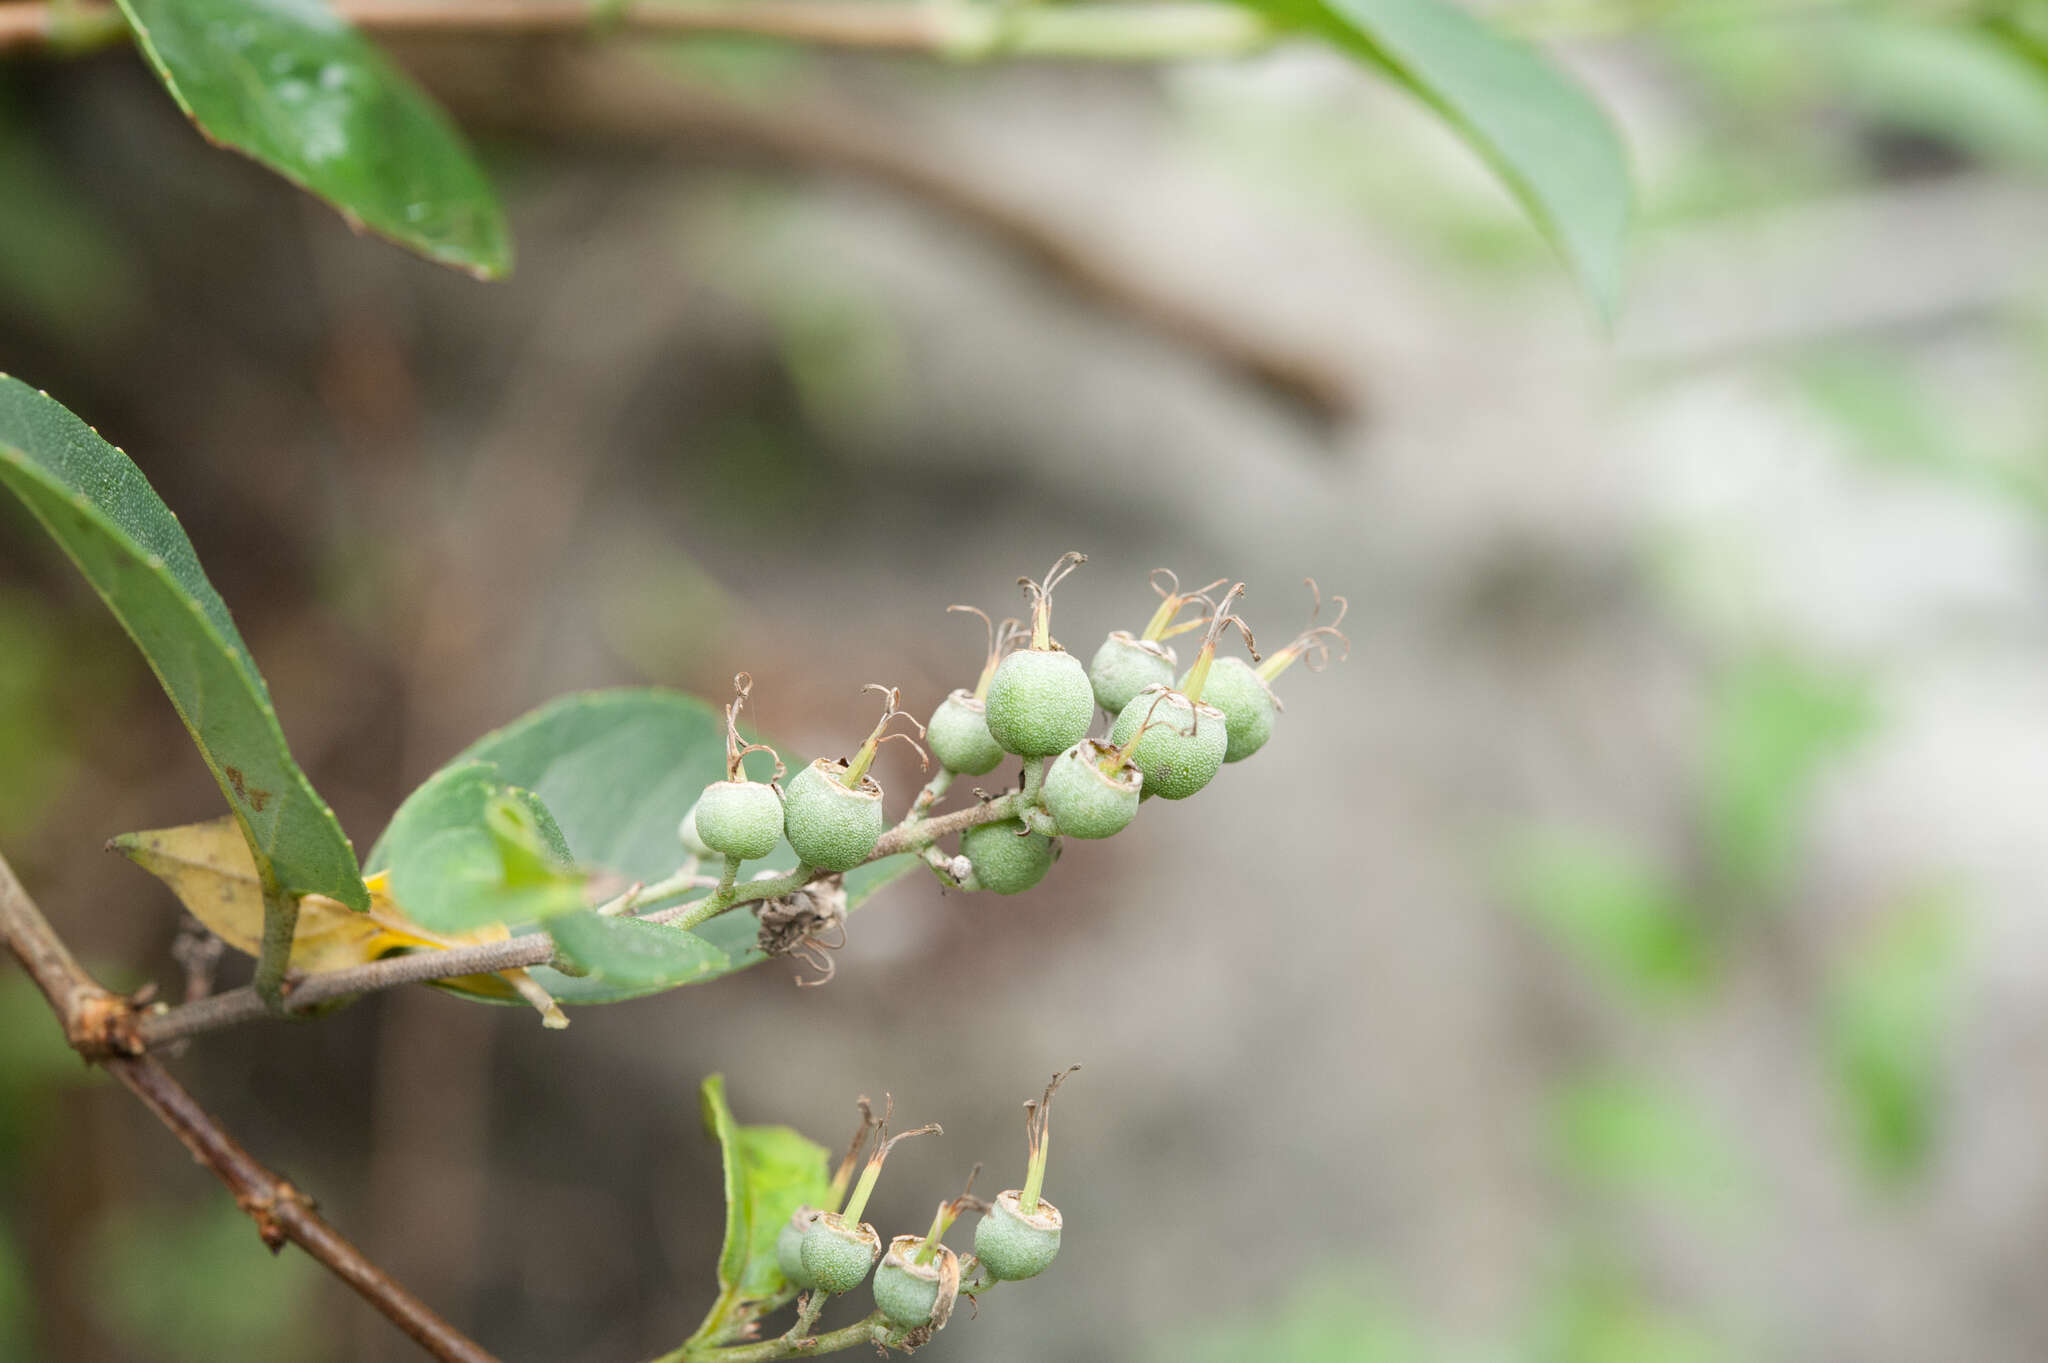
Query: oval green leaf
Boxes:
[
  {"xmin": 1243, "ymin": 0, "xmax": 1631, "ymax": 314},
  {"xmin": 113, "ymin": 0, "xmax": 512, "ymax": 278},
  {"xmin": 0, "ymin": 376, "xmax": 366, "ymax": 910}
]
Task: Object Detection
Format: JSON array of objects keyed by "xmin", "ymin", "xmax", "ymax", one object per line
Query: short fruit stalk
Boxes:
[
  {"xmin": 974, "ymin": 1068, "xmax": 1077, "ymax": 1282},
  {"xmin": 783, "ymin": 685, "xmax": 928, "ymax": 872},
  {"xmin": 687, "ymin": 674, "xmax": 788, "ymax": 862},
  {"xmin": 778, "ymin": 1098, "xmax": 880, "ymax": 1291},
  {"xmin": 984, "ymin": 552, "xmax": 1096, "ymax": 758},
  {"xmin": 1087, "ymin": 568, "xmax": 1224, "ymax": 714},
  {"xmin": 1109, "ymin": 584, "xmax": 1253, "ymax": 801},
  {"xmin": 927, "ymin": 605, "xmax": 1018, "ymax": 778},
  {"xmin": 1188, "ymin": 579, "xmax": 1350, "ymax": 764},
  {"xmin": 800, "ymin": 1105, "xmax": 941, "ymax": 1295}
]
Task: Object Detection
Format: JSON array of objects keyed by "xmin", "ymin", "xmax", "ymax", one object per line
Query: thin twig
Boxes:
[{"xmin": 0, "ymin": 848, "xmax": 502, "ymax": 1363}]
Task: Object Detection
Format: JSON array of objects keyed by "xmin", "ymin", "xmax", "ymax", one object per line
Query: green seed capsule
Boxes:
[
  {"xmin": 1182, "ymin": 655, "xmax": 1276, "ymax": 764},
  {"xmin": 1042, "ymin": 742, "xmax": 1140, "ymax": 839},
  {"xmin": 1087, "ymin": 631, "xmax": 1176, "ymax": 715},
  {"xmin": 961, "ymin": 819, "xmax": 1058, "ymax": 894},
  {"xmin": 1109, "ymin": 687, "xmax": 1227, "ymax": 800},
  {"xmin": 926, "ymin": 689, "xmax": 1004, "ymax": 776},
  {"xmin": 872, "ymin": 1236, "xmax": 956, "ymax": 1329},
  {"xmin": 778, "ymin": 1206, "xmax": 825, "ymax": 1289},
  {"xmin": 983, "ymin": 648, "xmax": 1095, "ymax": 758},
  {"xmin": 800, "ymin": 1212, "xmax": 881, "ymax": 1294},
  {"xmin": 692, "ymin": 779, "xmax": 785, "ymax": 861},
  {"xmin": 973, "ymin": 1190, "xmax": 1062, "ymax": 1281},
  {"xmin": 783, "ymin": 758, "xmax": 886, "ymax": 872}
]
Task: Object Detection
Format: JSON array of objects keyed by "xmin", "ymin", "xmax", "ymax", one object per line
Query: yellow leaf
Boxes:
[{"xmin": 113, "ymin": 817, "xmax": 566, "ymax": 1024}]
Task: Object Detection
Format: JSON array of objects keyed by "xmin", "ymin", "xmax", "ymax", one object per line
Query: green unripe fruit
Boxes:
[
  {"xmin": 984, "ymin": 648, "xmax": 1094, "ymax": 758},
  {"xmin": 800, "ymin": 1213, "xmax": 880, "ymax": 1294},
  {"xmin": 1088, "ymin": 631, "xmax": 1176, "ymax": 715},
  {"xmin": 678, "ymin": 802, "xmax": 714, "ymax": 858},
  {"xmin": 691, "ymin": 779, "xmax": 784, "ymax": 861},
  {"xmin": 1042, "ymin": 742, "xmax": 1140, "ymax": 839},
  {"xmin": 961, "ymin": 819, "xmax": 1058, "ymax": 894},
  {"xmin": 872, "ymin": 1236, "xmax": 956, "ymax": 1329},
  {"xmin": 1182, "ymin": 656, "xmax": 1276, "ymax": 764},
  {"xmin": 778, "ymin": 1207, "xmax": 825, "ymax": 1289},
  {"xmin": 1109, "ymin": 688, "xmax": 1227, "ymax": 800},
  {"xmin": 783, "ymin": 758, "xmax": 886, "ymax": 872},
  {"xmin": 973, "ymin": 1190, "xmax": 1062, "ymax": 1281},
  {"xmin": 926, "ymin": 690, "xmax": 1004, "ymax": 776}
]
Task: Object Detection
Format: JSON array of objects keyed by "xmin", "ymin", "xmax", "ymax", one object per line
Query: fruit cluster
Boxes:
[
  {"xmin": 775, "ymin": 1071, "xmax": 1078, "ymax": 1337},
  {"xmin": 679, "ymin": 554, "xmax": 1347, "ymax": 899}
]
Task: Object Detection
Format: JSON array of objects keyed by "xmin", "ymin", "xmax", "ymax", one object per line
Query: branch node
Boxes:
[{"xmin": 70, "ymin": 988, "xmax": 145, "ymax": 1059}]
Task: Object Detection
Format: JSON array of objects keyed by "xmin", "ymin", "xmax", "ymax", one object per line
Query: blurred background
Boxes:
[{"xmin": 6, "ymin": 5, "xmax": 2048, "ymax": 1360}]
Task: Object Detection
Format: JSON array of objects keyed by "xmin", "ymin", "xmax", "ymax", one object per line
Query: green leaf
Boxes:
[
  {"xmin": 373, "ymin": 761, "xmax": 585, "ymax": 933},
  {"xmin": 691, "ymin": 1075, "xmax": 833, "ymax": 1347},
  {"xmin": 0, "ymin": 376, "xmax": 366, "ymax": 911},
  {"xmin": 112, "ymin": 0, "xmax": 511, "ymax": 278},
  {"xmin": 1238, "ymin": 0, "xmax": 1631, "ymax": 313},
  {"xmin": 548, "ymin": 911, "xmax": 729, "ymax": 989}
]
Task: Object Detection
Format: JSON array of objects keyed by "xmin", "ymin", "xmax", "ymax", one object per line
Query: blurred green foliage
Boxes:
[
  {"xmin": 81, "ymin": 1199, "xmax": 323, "ymax": 1362},
  {"xmin": 1824, "ymin": 892, "xmax": 1965, "ymax": 1185},
  {"xmin": 0, "ymin": 1221, "xmax": 27, "ymax": 1363},
  {"xmin": 1158, "ymin": 1272, "xmax": 1424, "ymax": 1363},
  {"xmin": 1550, "ymin": 1074, "xmax": 1754, "ymax": 1217},
  {"xmin": 1702, "ymin": 653, "xmax": 1875, "ymax": 899},
  {"xmin": 1503, "ymin": 829, "xmax": 1710, "ymax": 1003},
  {"xmin": 1798, "ymin": 347, "xmax": 2048, "ymax": 517},
  {"xmin": 0, "ymin": 973, "xmax": 99, "ymax": 1361},
  {"xmin": 0, "ymin": 95, "xmax": 136, "ymax": 345},
  {"xmin": 1156, "ymin": 1257, "xmax": 1729, "ymax": 1363},
  {"xmin": 1525, "ymin": 1260, "xmax": 1726, "ymax": 1363},
  {"xmin": 0, "ymin": 591, "xmax": 81, "ymax": 841}
]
